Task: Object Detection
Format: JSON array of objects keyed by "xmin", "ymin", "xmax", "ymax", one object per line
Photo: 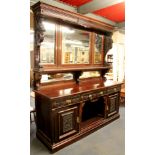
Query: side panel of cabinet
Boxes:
[
  {"xmin": 106, "ymin": 93, "xmax": 120, "ymax": 117},
  {"xmin": 54, "ymin": 104, "xmax": 80, "ymax": 142}
]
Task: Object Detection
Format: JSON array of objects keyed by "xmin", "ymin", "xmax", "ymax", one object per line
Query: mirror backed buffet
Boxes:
[{"xmin": 32, "ymin": 1, "xmax": 122, "ymax": 153}]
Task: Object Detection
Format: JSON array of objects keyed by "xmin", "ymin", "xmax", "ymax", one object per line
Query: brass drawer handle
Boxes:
[
  {"xmin": 114, "ymin": 88, "xmax": 117, "ymax": 91},
  {"xmin": 66, "ymin": 99, "xmax": 71, "ymax": 104},
  {"xmin": 89, "ymin": 94, "xmax": 93, "ymax": 99},
  {"xmin": 100, "ymin": 91, "xmax": 103, "ymax": 95}
]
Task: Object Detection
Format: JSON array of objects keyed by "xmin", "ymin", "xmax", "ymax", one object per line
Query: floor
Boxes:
[{"xmin": 30, "ymin": 96, "xmax": 125, "ymax": 155}]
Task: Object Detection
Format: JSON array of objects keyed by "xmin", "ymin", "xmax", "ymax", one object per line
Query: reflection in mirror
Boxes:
[
  {"xmin": 40, "ymin": 21, "xmax": 55, "ymax": 64},
  {"xmin": 62, "ymin": 26, "xmax": 90, "ymax": 64},
  {"xmin": 41, "ymin": 73, "xmax": 73, "ymax": 83},
  {"xmin": 79, "ymin": 71, "xmax": 100, "ymax": 79},
  {"xmin": 94, "ymin": 34, "xmax": 103, "ymax": 64}
]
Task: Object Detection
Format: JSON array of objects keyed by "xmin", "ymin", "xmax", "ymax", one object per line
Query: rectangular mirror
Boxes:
[
  {"xmin": 41, "ymin": 73, "xmax": 73, "ymax": 83},
  {"xmin": 79, "ymin": 71, "xmax": 100, "ymax": 79},
  {"xmin": 40, "ymin": 21, "xmax": 56, "ymax": 64},
  {"xmin": 94, "ymin": 34, "xmax": 103, "ymax": 64},
  {"xmin": 62, "ymin": 26, "xmax": 90, "ymax": 64}
]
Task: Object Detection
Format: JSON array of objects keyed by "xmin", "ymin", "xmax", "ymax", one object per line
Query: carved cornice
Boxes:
[{"xmin": 31, "ymin": 1, "xmax": 114, "ymax": 33}]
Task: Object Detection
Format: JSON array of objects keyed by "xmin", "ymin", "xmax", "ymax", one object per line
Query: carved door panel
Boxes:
[
  {"xmin": 54, "ymin": 105, "xmax": 80, "ymax": 142},
  {"xmin": 106, "ymin": 93, "xmax": 119, "ymax": 117}
]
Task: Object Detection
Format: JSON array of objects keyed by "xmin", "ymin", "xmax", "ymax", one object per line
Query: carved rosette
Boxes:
[
  {"xmin": 34, "ymin": 12, "xmax": 45, "ymax": 68},
  {"xmin": 104, "ymin": 35, "xmax": 113, "ymax": 65},
  {"xmin": 109, "ymin": 98, "xmax": 116, "ymax": 113}
]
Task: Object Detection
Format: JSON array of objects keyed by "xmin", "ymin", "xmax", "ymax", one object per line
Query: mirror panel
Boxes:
[
  {"xmin": 40, "ymin": 21, "xmax": 56, "ymax": 64},
  {"xmin": 41, "ymin": 73, "xmax": 73, "ymax": 83},
  {"xmin": 62, "ymin": 26, "xmax": 90, "ymax": 64},
  {"xmin": 94, "ymin": 34, "xmax": 103, "ymax": 64},
  {"xmin": 79, "ymin": 71, "xmax": 100, "ymax": 79}
]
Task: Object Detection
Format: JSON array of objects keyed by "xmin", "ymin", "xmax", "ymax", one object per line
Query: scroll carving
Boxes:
[
  {"xmin": 34, "ymin": 12, "xmax": 45, "ymax": 68},
  {"xmin": 35, "ymin": 14, "xmax": 45, "ymax": 46},
  {"xmin": 62, "ymin": 113, "xmax": 73, "ymax": 133}
]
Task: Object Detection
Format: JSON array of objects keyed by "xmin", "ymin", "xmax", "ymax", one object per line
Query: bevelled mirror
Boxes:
[
  {"xmin": 94, "ymin": 33, "xmax": 103, "ymax": 64},
  {"xmin": 79, "ymin": 71, "xmax": 100, "ymax": 79},
  {"xmin": 62, "ymin": 26, "xmax": 90, "ymax": 64},
  {"xmin": 40, "ymin": 21, "xmax": 56, "ymax": 64},
  {"xmin": 40, "ymin": 73, "xmax": 73, "ymax": 83}
]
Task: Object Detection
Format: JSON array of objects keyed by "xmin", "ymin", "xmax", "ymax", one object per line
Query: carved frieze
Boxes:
[{"xmin": 109, "ymin": 98, "xmax": 116, "ymax": 113}]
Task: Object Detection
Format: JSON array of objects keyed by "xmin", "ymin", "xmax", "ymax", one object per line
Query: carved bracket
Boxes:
[
  {"xmin": 100, "ymin": 68, "xmax": 111, "ymax": 81},
  {"xmin": 72, "ymin": 71, "xmax": 82, "ymax": 84},
  {"xmin": 34, "ymin": 12, "xmax": 45, "ymax": 68},
  {"xmin": 33, "ymin": 72, "xmax": 42, "ymax": 90}
]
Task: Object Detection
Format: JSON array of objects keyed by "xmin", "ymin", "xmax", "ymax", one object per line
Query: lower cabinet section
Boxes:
[
  {"xmin": 35, "ymin": 85, "xmax": 121, "ymax": 153},
  {"xmin": 54, "ymin": 105, "xmax": 80, "ymax": 142}
]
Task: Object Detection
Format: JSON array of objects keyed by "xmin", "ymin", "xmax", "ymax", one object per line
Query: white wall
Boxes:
[{"xmin": 112, "ymin": 30, "xmax": 125, "ymax": 82}]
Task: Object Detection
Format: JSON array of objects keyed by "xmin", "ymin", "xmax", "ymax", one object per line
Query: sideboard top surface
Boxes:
[{"xmin": 34, "ymin": 79, "xmax": 122, "ymax": 99}]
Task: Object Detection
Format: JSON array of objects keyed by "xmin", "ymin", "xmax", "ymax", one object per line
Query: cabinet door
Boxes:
[
  {"xmin": 54, "ymin": 105, "xmax": 79, "ymax": 142},
  {"xmin": 106, "ymin": 93, "xmax": 119, "ymax": 117}
]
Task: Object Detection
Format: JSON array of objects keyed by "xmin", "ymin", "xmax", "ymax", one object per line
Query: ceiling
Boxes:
[
  {"xmin": 93, "ymin": 2, "xmax": 125, "ymax": 22},
  {"xmin": 30, "ymin": 0, "xmax": 125, "ymax": 29},
  {"xmin": 59, "ymin": 0, "xmax": 92, "ymax": 7}
]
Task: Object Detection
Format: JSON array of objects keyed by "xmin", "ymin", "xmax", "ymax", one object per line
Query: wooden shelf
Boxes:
[{"xmin": 33, "ymin": 66, "xmax": 111, "ymax": 74}]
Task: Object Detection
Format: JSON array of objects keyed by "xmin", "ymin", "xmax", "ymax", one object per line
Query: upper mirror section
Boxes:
[
  {"xmin": 94, "ymin": 34, "xmax": 103, "ymax": 64},
  {"xmin": 62, "ymin": 26, "xmax": 90, "ymax": 64},
  {"xmin": 40, "ymin": 21, "xmax": 56, "ymax": 65}
]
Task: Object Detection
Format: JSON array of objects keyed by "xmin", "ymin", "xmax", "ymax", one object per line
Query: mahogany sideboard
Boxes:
[{"xmin": 31, "ymin": 1, "xmax": 122, "ymax": 153}]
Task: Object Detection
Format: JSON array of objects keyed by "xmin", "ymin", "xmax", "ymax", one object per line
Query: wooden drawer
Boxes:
[
  {"xmin": 52, "ymin": 95, "xmax": 81, "ymax": 109},
  {"xmin": 107, "ymin": 86, "xmax": 121, "ymax": 94}
]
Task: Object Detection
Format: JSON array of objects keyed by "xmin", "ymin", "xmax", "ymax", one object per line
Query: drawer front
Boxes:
[
  {"xmin": 81, "ymin": 89, "xmax": 107, "ymax": 101},
  {"xmin": 52, "ymin": 95, "xmax": 81, "ymax": 109},
  {"xmin": 107, "ymin": 86, "xmax": 121, "ymax": 94},
  {"xmin": 51, "ymin": 86, "xmax": 121, "ymax": 109}
]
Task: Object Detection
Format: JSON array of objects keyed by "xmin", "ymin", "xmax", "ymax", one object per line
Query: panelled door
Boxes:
[
  {"xmin": 54, "ymin": 104, "xmax": 80, "ymax": 142},
  {"xmin": 106, "ymin": 93, "xmax": 119, "ymax": 117}
]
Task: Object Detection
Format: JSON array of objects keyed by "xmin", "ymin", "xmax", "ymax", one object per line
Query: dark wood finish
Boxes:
[
  {"xmin": 32, "ymin": 2, "xmax": 122, "ymax": 153},
  {"xmin": 34, "ymin": 80, "xmax": 122, "ymax": 152}
]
